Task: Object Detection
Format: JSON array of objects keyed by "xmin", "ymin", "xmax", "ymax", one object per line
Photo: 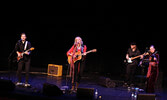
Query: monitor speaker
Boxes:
[
  {"xmin": 43, "ymin": 83, "xmax": 63, "ymax": 96},
  {"xmin": 137, "ymin": 93, "xmax": 156, "ymax": 100},
  {"xmin": 98, "ymin": 77, "xmax": 116, "ymax": 88},
  {"xmin": 77, "ymin": 87, "xmax": 94, "ymax": 99},
  {"xmin": 0, "ymin": 79, "xmax": 15, "ymax": 92}
]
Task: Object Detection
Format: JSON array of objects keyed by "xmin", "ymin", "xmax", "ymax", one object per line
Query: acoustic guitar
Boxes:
[{"xmin": 68, "ymin": 49, "xmax": 97, "ymax": 64}]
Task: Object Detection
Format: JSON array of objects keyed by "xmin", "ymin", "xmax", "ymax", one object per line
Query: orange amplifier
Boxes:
[{"xmin": 47, "ymin": 64, "xmax": 63, "ymax": 76}]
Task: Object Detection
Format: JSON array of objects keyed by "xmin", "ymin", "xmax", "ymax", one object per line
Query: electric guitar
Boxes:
[
  {"xmin": 17, "ymin": 47, "xmax": 35, "ymax": 62},
  {"xmin": 68, "ymin": 49, "xmax": 97, "ymax": 64},
  {"xmin": 127, "ymin": 52, "xmax": 149, "ymax": 63}
]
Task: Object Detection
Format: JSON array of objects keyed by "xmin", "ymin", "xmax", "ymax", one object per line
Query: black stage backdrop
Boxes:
[{"xmin": 0, "ymin": 1, "xmax": 166, "ymax": 85}]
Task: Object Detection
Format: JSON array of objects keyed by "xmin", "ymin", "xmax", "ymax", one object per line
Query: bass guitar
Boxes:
[
  {"xmin": 17, "ymin": 47, "xmax": 35, "ymax": 62},
  {"xmin": 68, "ymin": 49, "xmax": 97, "ymax": 64},
  {"xmin": 126, "ymin": 52, "xmax": 149, "ymax": 63}
]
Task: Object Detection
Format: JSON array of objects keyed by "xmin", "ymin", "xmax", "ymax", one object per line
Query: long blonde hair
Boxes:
[{"xmin": 74, "ymin": 36, "xmax": 83, "ymax": 46}]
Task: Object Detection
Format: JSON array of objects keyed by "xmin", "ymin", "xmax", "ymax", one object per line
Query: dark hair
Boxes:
[
  {"xmin": 21, "ymin": 32, "xmax": 26, "ymax": 36},
  {"xmin": 130, "ymin": 42, "xmax": 136, "ymax": 45}
]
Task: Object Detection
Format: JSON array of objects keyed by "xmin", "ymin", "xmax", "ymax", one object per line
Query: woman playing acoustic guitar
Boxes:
[{"xmin": 67, "ymin": 36, "xmax": 87, "ymax": 92}]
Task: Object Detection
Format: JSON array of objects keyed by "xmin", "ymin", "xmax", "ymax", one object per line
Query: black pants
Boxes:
[
  {"xmin": 73, "ymin": 59, "xmax": 85, "ymax": 84},
  {"xmin": 126, "ymin": 63, "xmax": 137, "ymax": 84},
  {"xmin": 17, "ymin": 59, "xmax": 30, "ymax": 83}
]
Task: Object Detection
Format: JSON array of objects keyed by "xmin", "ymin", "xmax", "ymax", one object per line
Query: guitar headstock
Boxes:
[
  {"xmin": 91, "ymin": 49, "xmax": 97, "ymax": 52},
  {"xmin": 30, "ymin": 47, "xmax": 35, "ymax": 51}
]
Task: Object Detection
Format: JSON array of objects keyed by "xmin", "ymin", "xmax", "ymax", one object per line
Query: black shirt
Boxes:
[
  {"xmin": 15, "ymin": 40, "xmax": 31, "ymax": 61},
  {"xmin": 127, "ymin": 48, "xmax": 141, "ymax": 64}
]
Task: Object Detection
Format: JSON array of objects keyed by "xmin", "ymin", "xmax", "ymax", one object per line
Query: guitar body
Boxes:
[
  {"xmin": 17, "ymin": 52, "xmax": 24, "ymax": 61},
  {"xmin": 68, "ymin": 51, "xmax": 82, "ymax": 64},
  {"xmin": 127, "ymin": 58, "xmax": 132, "ymax": 63}
]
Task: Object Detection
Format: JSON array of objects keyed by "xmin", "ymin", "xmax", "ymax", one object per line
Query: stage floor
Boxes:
[{"xmin": 0, "ymin": 71, "xmax": 166, "ymax": 100}]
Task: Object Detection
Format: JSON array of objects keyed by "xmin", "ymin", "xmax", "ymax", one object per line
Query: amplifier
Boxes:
[{"xmin": 47, "ymin": 64, "xmax": 62, "ymax": 76}]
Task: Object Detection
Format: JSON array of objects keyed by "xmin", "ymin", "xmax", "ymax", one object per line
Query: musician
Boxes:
[
  {"xmin": 125, "ymin": 42, "xmax": 143, "ymax": 86},
  {"xmin": 15, "ymin": 33, "xmax": 32, "ymax": 87},
  {"xmin": 67, "ymin": 36, "xmax": 87, "ymax": 92},
  {"xmin": 146, "ymin": 45, "xmax": 159, "ymax": 93}
]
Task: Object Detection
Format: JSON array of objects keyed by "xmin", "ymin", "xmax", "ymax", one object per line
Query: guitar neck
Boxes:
[
  {"xmin": 23, "ymin": 49, "xmax": 30, "ymax": 53},
  {"xmin": 82, "ymin": 50, "xmax": 94, "ymax": 55},
  {"xmin": 85, "ymin": 50, "xmax": 93, "ymax": 54},
  {"xmin": 131, "ymin": 55, "xmax": 141, "ymax": 60},
  {"xmin": 23, "ymin": 48, "xmax": 34, "ymax": 53},
  {"xmin": 131, "ymin": 52, "xmax": 149, "ymax": 61}
]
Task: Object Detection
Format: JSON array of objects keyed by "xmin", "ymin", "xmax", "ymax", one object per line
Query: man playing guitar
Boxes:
[
  {"xmin": 125, "ymin": 42, "xmax": 143, "ymax": 86},
  {"xmin": 15, "ymin": 33, "xmax": 32, "ymax": 87}
]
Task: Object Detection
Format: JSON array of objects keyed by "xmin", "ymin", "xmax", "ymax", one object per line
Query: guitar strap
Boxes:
[
  {"xmin": 75, "ymin": 45, "xmax": 84, "ymax": 53},
  {"xmin": 24, "ymin": 41, "xmax": 28, "ymax": 50},
  {"xmin": 81, "ymin": 45, "xmax": 84, "ymax": 53}
]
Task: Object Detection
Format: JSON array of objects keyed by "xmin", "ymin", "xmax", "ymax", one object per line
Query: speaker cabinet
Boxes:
[
  {"xmin": 137, "ymin": 93, "xmax": 156, "ymax": 100},
  {"xmin": 43, "ymin": 83, "xmax": 63, "ymax": 96},
  {"xmin": 0, "ymin": 79, "xmax": 15, "ymax": 92},
  {"xmin": 77, "ymin": 87, "xmax": 94, "ymax": 99},
  {"xmin": 98, "ymin": 77, "xmax": 116, "ymax": 88},
  {"xmin": 47, "ymin": 64, "xmax": 62, "ymax": 76}
]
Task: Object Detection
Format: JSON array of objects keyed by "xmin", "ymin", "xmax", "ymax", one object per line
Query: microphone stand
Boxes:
[
  {"xmin": 139, "ymin": 48, "xmax": 149, "ymax": 88},
  {"xmin": 8, "ymin": 48, "xmax": 16, "ymax": 80},
  {"xmin": 61, "ymin": 44, "xmax": 77, "ymax": 94},
  {"xmin": 60, "ymin": 63, "xmax": 70, "ymax": 94}
]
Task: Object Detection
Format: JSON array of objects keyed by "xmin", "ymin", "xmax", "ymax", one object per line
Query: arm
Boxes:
[
  {"xmin": 83, "ymin": 45, "xmax": 87, "ymax": 52},
  {"xmin": 83, "ymin": 45, "xmax": 87, "ymax": 56},
  {"xmin": 66, "ymin": 45, "xmax": 74, "ymax": 56},
  {"xmin": 136, "ymin": 49, "xmax": 143, "ymax": 59},
  {"xmin": 15, "ymin": 40, "xmax": 21, "ymax": 56},
  {"xmin": 126, "ymin": 48, "xmax": 130, "ymax": 60},
  {"xmin": 82, "ymin": 45, "xmax": 87, "ymax": 61},
  {"xmin": 126, "ymin": 54, "xmax": 129, "ymax": 60}
]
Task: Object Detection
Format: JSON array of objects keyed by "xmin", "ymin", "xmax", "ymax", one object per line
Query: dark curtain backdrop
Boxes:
[{"xmin": 0, "ymin": 1, "xmax": 166, "ymax": 80}]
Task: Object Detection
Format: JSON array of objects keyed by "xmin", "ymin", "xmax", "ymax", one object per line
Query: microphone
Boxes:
[
  {"xmin": 145, "ymin": 47, "xmax": 149, "ymax": 52},
  {"xmin": 75, "ymin": 42, "xmax": 79, "ymax": 45},
  {"xmin": 74, "ymin": 42, "xmax": 79, "ymax": 47},
  {"xmin": 77, "ymin": 41, "xmax": 80, "ymax": 44}
]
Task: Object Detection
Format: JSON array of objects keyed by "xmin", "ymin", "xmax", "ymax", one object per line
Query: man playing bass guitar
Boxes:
[{"xmin": 125, "ymin": 42, "xmax": 143, "ymax": 86}]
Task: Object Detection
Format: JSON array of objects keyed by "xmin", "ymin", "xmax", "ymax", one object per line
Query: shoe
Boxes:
[
  {"xmin": 24, "ymin": 83, "xmax": 31, "ymax": 87},
  {"xmin": 130, "ymin": 83, "xmax": 134, "ymax": 87},
  {"xmin": 123, "ymin": 82, "xmax": 129, "ymax": 87},
  {"xmin": 16, "ymin": 82, "xmax": 23, "ymax": 86},
  {"xmin": 70, "ymin": 89, "xmax": 76, "ymax": 94}
]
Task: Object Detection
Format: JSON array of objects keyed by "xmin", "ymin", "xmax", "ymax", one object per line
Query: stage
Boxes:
[{"xmin": 0, "ymin": 70, "xmax": 166, "ymax": 100}]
